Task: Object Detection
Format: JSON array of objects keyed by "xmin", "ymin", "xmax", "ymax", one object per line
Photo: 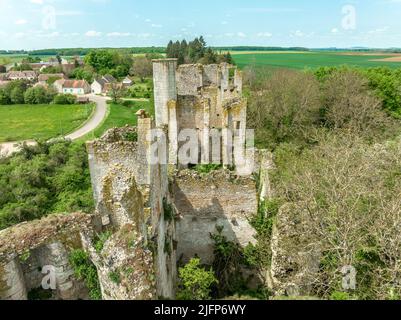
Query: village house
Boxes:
[
  {"xmin": 38, "ymin": 73, "xmax": 66, "ymax": 86},
  {"xmin": 7, "ymin": 71, "xmax": 37, "ymax": 81},
  {"xmin": 91, "ymin": 74, "xmax": 117, "ymax": 94},
  {"xmin": 54, "ymin": 79, "xmax": 91, "ymax": 95},
  {"xmin": 122, "ymin": 76, "xmax": 133, "ymax": 87},
  {"xmin": 104, "ymin": 82, "xmax": 124, "ymax": 93}
]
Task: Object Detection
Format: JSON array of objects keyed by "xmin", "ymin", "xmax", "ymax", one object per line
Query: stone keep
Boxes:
[{"xmin": 152, "ymin": 59, "xmax": 247, "ymax": 167}]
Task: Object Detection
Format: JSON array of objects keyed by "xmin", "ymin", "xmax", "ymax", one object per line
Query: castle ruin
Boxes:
[{"xmin": 0, "ymin": 60, "xmax": 279, "ymax": 300}]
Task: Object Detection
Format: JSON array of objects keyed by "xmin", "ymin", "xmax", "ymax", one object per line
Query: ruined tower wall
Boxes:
[
  {"xmin": 86, "ymin": 122, "xmax": 176, "ymax": 299},
  {"xmin": 176, "ymin": 64, "xmax": 203, "ymax": 96},
  {"xmin": 153, "ymin": 59, "xmax": 178, "ymax": 127},
  {"xmin": 173, "ymin": 171, "xmax": 257, "ymax": 265}
]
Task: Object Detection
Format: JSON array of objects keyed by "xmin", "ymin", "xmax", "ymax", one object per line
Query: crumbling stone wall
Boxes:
[
  {"xmin": 173, "ymin": 169, "xmax": 257, "ymax": 265},
  {"xmin": 86, "ymin": 121, "xmax": 176, "ymax": 299},
  {"xmin": 0, "ymin": 213, "xmax": 93, "ymax": 300}
]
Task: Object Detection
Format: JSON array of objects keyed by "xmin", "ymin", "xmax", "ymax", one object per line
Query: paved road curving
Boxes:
[
  {"xmin": 0, "ymin": 94, "xmax": 109, "ymax": 157},
  {"xmin": 65, "ymin": 94, "xmax": 109, "ymax": 141}
]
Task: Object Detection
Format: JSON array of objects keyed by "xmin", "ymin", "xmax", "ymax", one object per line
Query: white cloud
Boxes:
[
  {"xmin": 331, "ymin": 28, "xmax": 339, "ymax": 33},
  {"xmin": 368, "ymin": 26, "xmax": 389, "ymax": 34},
  {"xmin": 237, "ymin": 32, "xmax": 246, "ymax": 38},
  {"xmin": 37, "ymin": 31, "xmax": 60, "ymax": 38},
  {"xmin": 257, "ymin": 32, "xmax": 272, "ymax": 37},
  {"xmin": 291, "ymin": 30, "xmax": 304, "ymax": 37},
  {"xmin": 30, "ymin": 0, "xmax": 44, "ymax": 4},
  {"xmin": 151, "ymin": 24, "xmax": 162, "ymax": 28},
  {"xmin": 15, "ymin": 19, "xmax": 27, "ymax": 25},
  {"xmin": 107, "ymin": 32, "xmax": 131, "ymax": 37},
  {"xmin": 85, "ymin": 30, "xmax": 102, "ymax": 37}
]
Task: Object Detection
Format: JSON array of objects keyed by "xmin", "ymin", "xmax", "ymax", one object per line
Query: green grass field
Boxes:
[
  {"xmin": 0, "ymin": 104, "xmax": 94, "ymax": 142},
  {"xmin": 91, "ymin": 100, "xmax": 151, "ymax": 138},
  {"xmin": 232, "ymin": 51, "xmax": 401, "ymax": 70}
]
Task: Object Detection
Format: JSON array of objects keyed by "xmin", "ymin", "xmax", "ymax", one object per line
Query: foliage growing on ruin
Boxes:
[
  {"xmin": 94, "ymin": 231, "xmax": 113, "ymax": 254},
  {"xmin": 192, "ymin": 164, "xmax": 223, "ymax": 174},
  {"xmin": 162, "ymin": 198, "xmax": 174, "ymax": 223},
  {"xmin": 69, "ymin": 249, "xmax": 102, "ymax": 300},
  {"xmin": 177, "ymin": 258, "xmax": 218, "ymax": 300},
  {"xmin": 246, "ymin": 199, "xmax": 281, "ymax": 272},
  {"xmin": 0, "ymin": 141, "xmax": 94, "ymax": 230},
  {"xmin": 210, "ymin": 226, "xmax": 247, "ymax": 297},
  {"xmin": 109, "ymin": 271, "xmax": 121, "ymax": 285}
]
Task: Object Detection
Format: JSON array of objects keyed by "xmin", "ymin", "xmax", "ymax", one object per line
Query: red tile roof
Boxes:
[{"xmin": 61, "ymin": 80, "xmax": 89, "ymax": 89}]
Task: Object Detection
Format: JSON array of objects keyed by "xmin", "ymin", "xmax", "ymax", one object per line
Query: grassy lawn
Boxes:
[
  {"xmin": 77, "ymin": 100, "xmax": 151, "ymax": 142},
  {"xmin": 233, "ymin": 51, "xmax": 401, "ymax": 70},
  {"xmin": 0, "ymin": 104, "xmax": 94, "ymax": 142}
]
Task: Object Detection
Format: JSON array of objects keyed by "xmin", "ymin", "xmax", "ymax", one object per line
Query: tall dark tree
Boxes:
[{"xmin": 165, "ymin": 36, "xmax": 233, "ymax": 65}]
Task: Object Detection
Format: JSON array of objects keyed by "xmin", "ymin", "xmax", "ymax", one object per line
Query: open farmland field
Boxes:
[
  {"xmin": 0, "ymin": 104, "xmax": 94, "ymax": 142},
  {"xmin": 0, "ymin": 54, "xmax": 29, "ymax": 65},
  {"xmin": 232, "ymin": 51, "xmax": 401, "ymax": 70}
]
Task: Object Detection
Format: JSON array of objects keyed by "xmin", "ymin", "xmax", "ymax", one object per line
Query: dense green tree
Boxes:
[
  {"xmin": 70, "ymin": 66, "xmax": 95, "ymax": 83},
  {"xmin": 177, "ymin": 258, "xmax": 218, "ymax": 300},
  {"xmin": 131, "ymin": 56, "xmax": 153, "ymax": 81},
  {"xmin": 83, "ymin": 49, "xmax": 133, "ymax": 78},
  {"xmin": 10, "ymin": 87, "xmax": 25, "ymax": 104},
  {"xmin": 40, "ymin": 65, "xmax": 63, "ymax": 74},
  {"xmin": 53, "ymin": 94, "xmax": 77, "ymax": 105},
  {"xmin": 166, "ymin": 36, "xmax": 235, "ymax": 65},
  {"xmin": 24, "ymin": 87, "xmax": 37, "ymax": 104},
  {"xmin": 0, "ymin": 88, "xmax": 10, "ymax": 104},
  {"xmin": 0, "ymin": 141, "xmax": 94, "ymax": 230},
  {"xmin": 12, "ymin": 63, "xmax": 33, "ymax": 71}
]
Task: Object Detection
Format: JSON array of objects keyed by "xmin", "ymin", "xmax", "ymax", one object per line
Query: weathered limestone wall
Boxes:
[
  {"xmin": 153, "ymin": 59, "xmax": 178, "ymax": 127},
  {"xmin": 0, "ymin": 213, "xmax": 93, "ymax": 300},
  {"xmin": 0, "ymin": 258, "xmax": 27, "ymax": 300},
  {"xmin": 86, "ymin": 123, "xmax": 176, "ymax": 299},
  {"xmin": 202, "ymin": 64, "xmax": 220, "ymax": 87},
  {"xmin": 22, "ymin": 242, "xmax": 85, "ymax": 300},
  {"xmin": 176, "ymin": 64, "xmax": 203, "ymax": 96},
  {"xmin": 173, "ymin": 170, "xmax": 257, "ymax": 265}
]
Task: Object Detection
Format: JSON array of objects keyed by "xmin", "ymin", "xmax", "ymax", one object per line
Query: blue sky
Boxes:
[{"xmin": 0, "ymin": 0, "xmax": 400, "ymax": 50}]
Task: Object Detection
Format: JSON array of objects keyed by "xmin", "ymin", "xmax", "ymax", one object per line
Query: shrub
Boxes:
[
  {"xmin": 53, "ymin": 94, "xmax": 77, "ymax": 105},
  {"xmin": 193, "ymin": 164, "xmax": 222, "ymax": 174},
  {"xmin": 109, "ymin": 271, "xmax": 121, "ymax": 285},
  {"xmin": 330, "ymin": 291, "xmax": 351, "ymax": 301},
  {"xmin": 69, "ymin": 249, "xmax": 102, "ymax": 300},
  {"xmin": 94, "ymin": 231, "xmax": 113, "ymax": 253},
  {"xmin": 210, "ymin": 226, "xmax": 247, "ymax": 297},
  {"xmin": 10, "ymin": 87, "xmax": 25, "ymax": 104},
  {"xmin": 177, "ymin": 258, "xmax": 218, "ymax": 300}
]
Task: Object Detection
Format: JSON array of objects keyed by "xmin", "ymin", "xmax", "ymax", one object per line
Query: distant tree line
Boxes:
[
  {"xmin": 166, "ymin": 36, "xmax": 234, "ymax": 65},
  {"xmin": 213, "ymin": 46, "xmax": 310, "ymax": 52},
  {"xmin": 26, "ymin": 47, "xmax": 166, "ymax": 57}
]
